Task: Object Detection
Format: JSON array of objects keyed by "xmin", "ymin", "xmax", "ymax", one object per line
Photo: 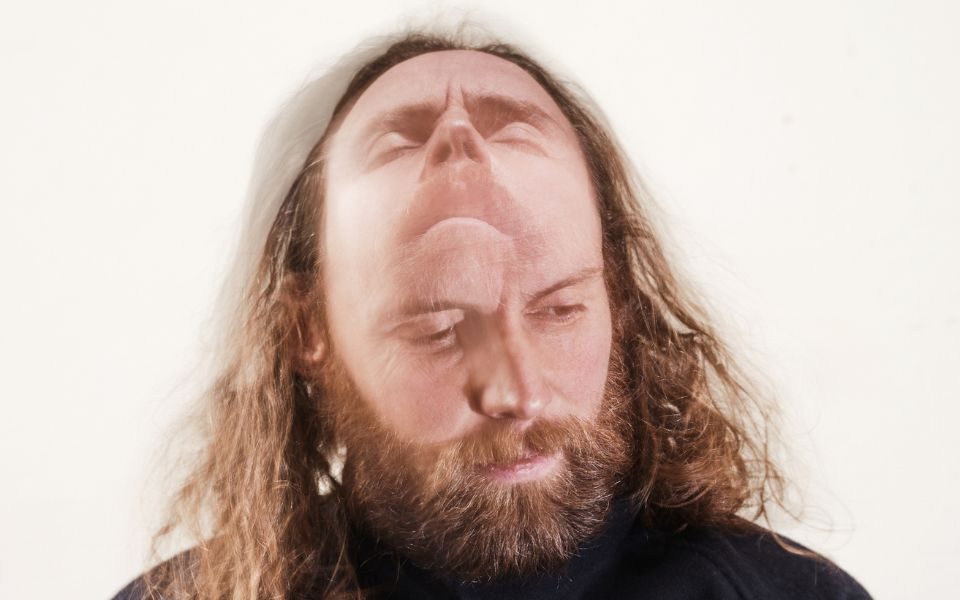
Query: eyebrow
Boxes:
[
  {"xmin": 358, "ymin": 92, "xmax": 563, "ymax": 150},
  {"xmin": 467, "ymin": 93, "xmax": 562, "ymax": 131},
  {"xmin": 523, "ymin": 266, "xmax": 604, "ymax": 304},
  {"xmin": 359, "ymin": 100, "xmax": 441, "ymax": 149},
  {"xmin": 384, "ymin": 299, "xmax": 476, "ymax": 330}
]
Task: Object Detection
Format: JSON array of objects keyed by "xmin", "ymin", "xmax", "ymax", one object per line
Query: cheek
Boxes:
[
  {"xmin": 386, "ymin": 372, "xmax": 470, "ymax": 443},
  {"xmin": 339, "ymin": 336, "xmax": 473, "ymax": 445},
  {"xmin": 323, "ymin": 169, "xmax": 418, "ymax": 277},
  {"xmin": 331, "ymin": 308, "xmax": 613, "ymax": 445},
  {"xmin": 494, "ymin": 150, "xmax": 595, "ymax": 223},
  {"xmin": 541, "ymin": 306, "xmax": 613, "ymax": 418}
]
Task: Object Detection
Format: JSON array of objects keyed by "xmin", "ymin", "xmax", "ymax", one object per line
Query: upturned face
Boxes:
[{"xmin": 321, "ymin": 49, "xmax": 612, "ymax": 485}]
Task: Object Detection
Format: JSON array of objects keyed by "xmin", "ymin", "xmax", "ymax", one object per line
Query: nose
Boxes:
[
  {"xmin": 467, "ymin": 321, "xmax": 552, "ymax": 422},
  {"xmin": 421, "ymin": 108, "xmax": 490, "ymax": 175}
]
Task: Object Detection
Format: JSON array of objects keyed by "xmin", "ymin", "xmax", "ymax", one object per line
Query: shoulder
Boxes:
[
  {"xmin": 620, "ymin": 520, "xmax": 872, "ymax": 599},
  {"xmin": 108, "ymin": 550, "xmax": 193, "ymax": 600},
  {"xmin": 109, "ymin": 575, "xmax": 147, "ymax": 600},
  {"xmin": 669, "ymin": 524, "xmax": 872, "ymax": 599}
]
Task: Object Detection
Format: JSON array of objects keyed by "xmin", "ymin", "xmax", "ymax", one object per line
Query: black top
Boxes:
[{"xmin": 112, "ymin": 502, "xmax": 872, "ymax": 599}]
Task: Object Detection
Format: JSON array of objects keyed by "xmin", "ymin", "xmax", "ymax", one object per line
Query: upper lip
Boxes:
[{"xmin": 482, "ymin": 451, "xmax": 543, "ymax": 470}]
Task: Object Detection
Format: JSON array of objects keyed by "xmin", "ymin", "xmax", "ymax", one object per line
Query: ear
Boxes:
[
  {"xmin": 281, "ymin": 272, "xmax": 326, "ymax": 374},
  {"xmin": 300, "ymin": 315, "xmax": 327, "ymax": 369}
]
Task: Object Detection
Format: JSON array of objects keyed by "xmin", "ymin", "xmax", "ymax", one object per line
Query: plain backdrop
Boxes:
[{"xmin": 1, "ymin": 1, "xmax": 957, "ymax": 598}]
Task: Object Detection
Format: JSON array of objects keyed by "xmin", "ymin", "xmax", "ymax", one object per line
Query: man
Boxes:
[{"xmin": 113, "ymin": 26, "xmax": 872, "ymax": 600}]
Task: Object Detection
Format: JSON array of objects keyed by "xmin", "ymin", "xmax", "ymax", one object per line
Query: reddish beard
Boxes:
[{"xmin": 320, "ymin": 346, "xmax": 634, "ymax": 583}]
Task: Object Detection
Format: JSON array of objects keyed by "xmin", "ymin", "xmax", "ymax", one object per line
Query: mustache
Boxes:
[
  {"xmin": 397, "ymin": 163, "xmax": 538, "ymax": 243},
  {"xmin": 420, "ymin": 416, "xmax": 591, "ymax": 468}
]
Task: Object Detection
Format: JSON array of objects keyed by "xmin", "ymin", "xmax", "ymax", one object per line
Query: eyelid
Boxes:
[
  {"xmin": 490, "ymin": 124, "xmax": 547, "ymax": 156},
  {"xmin": 526, "ymin": 304, "xmax": 586, "ymax": 323},
  {"xmin": 365, "ymin": 133, "xmax": 422, "ymax": 169},
  {"xmin": 497, "ymin": 122, "xmax": 536, "ymax": 134},
  {"xmin": 524, "ymin": 282, "xmax": 592, "ymax": 323},
  {"xmin": 370, "ymin": 131, "xmax": 418, "ymax": 153},
  {"xmin": 392, "ymin": 308, "xmax": 465, "ymax": 339},
  {"xmin": 398, "ymin": 310, "xmax": 465, "ymax": 355},
  {"xmin": 491, "ymin": 122, "xmax": 539, "ymax": 142}
]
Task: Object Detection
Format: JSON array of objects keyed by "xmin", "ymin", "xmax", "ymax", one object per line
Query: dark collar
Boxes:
[{"xmin": 348, "ymin": 497, "xmax": 645, "ymax": 600}]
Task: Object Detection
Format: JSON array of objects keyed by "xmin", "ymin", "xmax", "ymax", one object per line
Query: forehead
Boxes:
[{"xmin": 333, "ymin": 49, "xmax": 574, "ymax": 142}]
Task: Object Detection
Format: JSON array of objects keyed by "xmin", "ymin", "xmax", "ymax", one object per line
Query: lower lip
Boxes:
[{"xmin": 481, "ymin": 452, "xmax": 560, "ymax": 483}]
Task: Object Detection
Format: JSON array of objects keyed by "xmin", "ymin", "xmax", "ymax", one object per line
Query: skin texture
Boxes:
[{"xmin": 321, "ymin": 49, "xmax": 613, "ymax": 464}]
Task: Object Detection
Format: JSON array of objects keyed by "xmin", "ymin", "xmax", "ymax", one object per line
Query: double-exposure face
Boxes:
[{"xmin": 318, "ymin": 49, "xmax": 630, "ymax": 579}]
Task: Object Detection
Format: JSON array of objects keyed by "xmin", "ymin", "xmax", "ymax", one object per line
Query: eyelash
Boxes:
[
  {"xmin": 379, "ymin": 144, "xmax": 419, "ymax": 161},
  {"xmin": 491, "ymin": 123, "xmax": 535, "ymax": 142},
  {"xmin": 373, "ymin": 123, "xmax": 541, "ymax": 162},
  {"xmin": 408, "ymin": 305, "xmax": 585, "ymax": 353},
  {"xmin": 410, "ymin": 325, "xmax": 459, "ymax": 353},
  {"xmin": 528, "ymin": 304, "xmax": 585, "ymax": 324}
]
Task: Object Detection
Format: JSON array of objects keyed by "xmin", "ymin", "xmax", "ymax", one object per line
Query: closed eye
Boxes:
[
  {"xmin": 370, "ymin": 132, "xmax": 421, "ymax": 162},
  {"xmin": 489, "ymin": 123, "xmax": 545, "ymax": 153},
  {"xmin": 527, "ymin": 304, "xmax": 585, "ymax": 325},
  {"xmin": 393, "ymin": 309, "xmax": 465, "ymax": 354},
  {"xmin": 411, "ymin": 325, "xmax": 458, "ymax": 350}
]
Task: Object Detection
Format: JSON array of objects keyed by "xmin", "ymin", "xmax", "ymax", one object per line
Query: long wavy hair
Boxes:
[{"xmin": 141, "ymin": 23, "xmax": 790, "ymax": 600}]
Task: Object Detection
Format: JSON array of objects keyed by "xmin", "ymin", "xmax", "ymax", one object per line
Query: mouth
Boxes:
[{"xmin": 478, "ymin": 451, "xmax": 561, "ymax": 484}]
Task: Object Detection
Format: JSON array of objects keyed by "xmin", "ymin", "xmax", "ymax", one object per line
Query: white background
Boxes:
[{"xmin": 1, "ymin": 1, "xmax": 957, "ymax": 598}]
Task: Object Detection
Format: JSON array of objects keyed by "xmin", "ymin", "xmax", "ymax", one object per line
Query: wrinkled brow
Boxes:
[{"xmin": 356, "ymin": 92, "xmax": 563, "ymax": 148}]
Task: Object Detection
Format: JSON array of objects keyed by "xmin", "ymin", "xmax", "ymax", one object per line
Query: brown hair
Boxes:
[{"xmin": 142, "ymin": 29, "xmax": 790, "ymax": 600}]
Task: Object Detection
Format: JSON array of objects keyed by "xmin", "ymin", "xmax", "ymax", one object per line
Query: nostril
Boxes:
[
  {"xmin": 431, "ymin": 142, "xmax": 452, "ymax": 165},
  {"xmin": 425, "ymin": 117, "xmax": 488, "ymax": 169}
]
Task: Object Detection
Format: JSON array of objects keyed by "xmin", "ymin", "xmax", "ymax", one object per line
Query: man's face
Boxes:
[
  {"xmin": 323, "ymin": 49, "xmax": 612, "ymax": 453},
  {"xmin": 319, "ymin": 50, "xmax": 627, "ymax": 578}
]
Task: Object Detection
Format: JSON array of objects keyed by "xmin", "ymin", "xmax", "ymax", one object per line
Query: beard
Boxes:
[{"xmin": 319, "ymin": 344, "xmax": 634, "ymax": 583}]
